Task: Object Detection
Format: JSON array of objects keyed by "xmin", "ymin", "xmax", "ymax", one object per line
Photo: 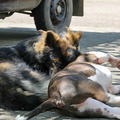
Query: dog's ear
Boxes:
[
  {"xmin": 37, "ymin": 30, "xmax": 48, "ymax": 41},
  {"xmin": 34, "ymin": 30, "xmax": 60, "ymax": 54},
  {"xmin": 45, "ymin": 31, "xmax": 60, "ymax": 48},
  {"xmin": 38, "ymin": 30, "xmax": 47, "ymax": 35},
  {"xmin": 72, "ymin": 31, "xmax": 82, "ymax": 46},
  {"xmin": 33, "ymin": 30, "xmax": 48, "ymax": 54},
  {"xmin": 66, "ymin": 28, "xmax": 82, "ymax": 47}
]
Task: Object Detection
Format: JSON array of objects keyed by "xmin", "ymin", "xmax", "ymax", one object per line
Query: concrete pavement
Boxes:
[{"xmin": 0, "ymin": 0, "xmax": 120, "ymax": 119}]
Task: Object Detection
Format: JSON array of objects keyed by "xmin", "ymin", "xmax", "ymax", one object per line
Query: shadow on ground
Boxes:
[{"xmin": 0, "ymin": 27, "xmax": 37, "ymax": 40}]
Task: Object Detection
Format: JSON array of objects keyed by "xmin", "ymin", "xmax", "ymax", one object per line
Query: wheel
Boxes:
[{"xmin": 32, "ymin": 0, "xmax": 73, "ymax": 32}]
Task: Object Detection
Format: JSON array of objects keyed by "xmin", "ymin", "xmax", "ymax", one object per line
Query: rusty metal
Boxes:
[{"xmin": 0, "ymin": 0, "xmax": 42, "ymax": 13}]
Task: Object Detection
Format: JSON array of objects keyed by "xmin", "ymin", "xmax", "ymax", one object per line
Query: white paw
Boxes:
[{"xmin": 15, "ymin": 115, "xmax": 28, "ymax": 120}]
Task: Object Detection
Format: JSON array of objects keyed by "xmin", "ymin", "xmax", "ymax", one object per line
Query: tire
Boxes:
[{"xmin": 32, "ymin": 0, "xmax": 73, "ymax": 33}]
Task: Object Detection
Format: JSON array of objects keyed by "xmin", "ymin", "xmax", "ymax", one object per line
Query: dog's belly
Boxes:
[{"xmin": 88, "ymin": 64, "xmax": 112, "ymax": 90}]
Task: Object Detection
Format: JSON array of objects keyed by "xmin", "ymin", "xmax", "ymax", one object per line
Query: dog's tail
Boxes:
[{"xmin": 15, "ymin": 98, "xmax": 57, "ymax": 120}]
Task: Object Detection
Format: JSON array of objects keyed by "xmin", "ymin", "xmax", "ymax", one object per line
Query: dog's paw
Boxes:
[
  {"xmin": 15, "ymin": 115, "xmax": 28, "ymax": 120},
  {"xmin": 110, "ymin": 58, "xmax": 120, "ymax": 69}
]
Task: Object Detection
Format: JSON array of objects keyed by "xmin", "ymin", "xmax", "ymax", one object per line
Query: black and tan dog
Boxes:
[
  {"xmin": 16, "ymin": 51, "xmax": 120, "ymax": 120},
  {"xmin": 0, "ymin": 29, "xmax": 82, "ymax": 110}
]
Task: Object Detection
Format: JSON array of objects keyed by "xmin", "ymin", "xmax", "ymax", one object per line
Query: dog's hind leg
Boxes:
[
  {"xmin": 108, "ymin": 85, "xmax": 120, "ymax": 94},
  {"xmin": 106, "ymin": 93, "xmax": 120, "ymax": 105},
  {"xmin": 69, "ymin": 97, "xmax": 120, "ymax": 119}
]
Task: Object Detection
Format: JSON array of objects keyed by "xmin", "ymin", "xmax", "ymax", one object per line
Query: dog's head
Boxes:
[{"xmin": 35, "ymin": 29, "xmax": 82, "ymax": 75}]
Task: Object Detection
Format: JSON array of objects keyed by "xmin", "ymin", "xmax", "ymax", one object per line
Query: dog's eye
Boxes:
[{"xmin": 53, "ymin": 61, "xmax": 60, "ymax": 68}]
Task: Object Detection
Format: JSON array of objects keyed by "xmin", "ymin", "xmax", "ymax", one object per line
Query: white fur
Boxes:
[
  {"xmin": 86, "ymin": 60, "xmax": 120, "ymax": 106},
  {"xmin": 21, "ymin": 79, "xmax": 50, "ymax": 96},
  {"xmin": 88, "ymin": 64, "xmax": 112, "ymax": 90},
  {"xmin": 107, "ymin": 93, "xmax": 120, "ymax": 105},
  {"xmin": 15, "ymin": 115, "xmax": 28, "ymax": 120},
  {"xmin": 39, "ymin": 80, "xmax": 50, "ymax": 94},
  {"xmin": 75, "ymin": 97, "xmax": 120, "ymax": 119}
]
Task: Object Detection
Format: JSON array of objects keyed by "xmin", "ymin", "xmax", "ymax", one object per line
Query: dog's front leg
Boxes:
[
  {"xmin": 71, "ymin": 97, "xmax": 120, "ymax": 119},
  {"xmin": 86, "ymin": 52, "xmax": 120, "ymax": 68}
]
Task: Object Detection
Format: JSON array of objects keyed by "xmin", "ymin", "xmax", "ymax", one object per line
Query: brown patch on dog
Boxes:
[
  {"xmin": 52, "ymin": 58, "xmax": 61, "ymax": 68},
  {"xmin": 76, "ymin": 54, "xmax": 99, "ymax": 64},
  {"xmin": 54, "ymin": 38, "xmax": 77, "ymax": 58},
  {"xmin": 35, "ymin": 30, "xmax": 60, "ymax": 54},
  {"xmin": 34, "ymin": 41, "xmax": 45, "ymax": 54},
  {"xmin": 53, "ymin": 58, "xmax": 60, "ymax": 63},
  {"xmin": 45, "ymin": 31, "xmax": 72, "ymax": 57},
  {"xmin": 24, "ymin": 30, "xmax": 48, "ymax": 54},
  {"xmin": 62, "ymin": 62, "xmax": 96, "ymax": 77},
  {"xmin": 0, "ymin": 62, "xmax": 12, "ymax": 71},
  {"xmin": 58, "ymin": 40, "xmax": 70, "ymax": 55},
  {"xmin": 47, "ymin": 31, "xmax": 60, "ymax": 42}
]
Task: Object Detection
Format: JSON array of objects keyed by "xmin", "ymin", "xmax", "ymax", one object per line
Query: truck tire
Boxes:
[{"xmin": 32, "ymin": 0, "xmax": 73, "ymax": 32}]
